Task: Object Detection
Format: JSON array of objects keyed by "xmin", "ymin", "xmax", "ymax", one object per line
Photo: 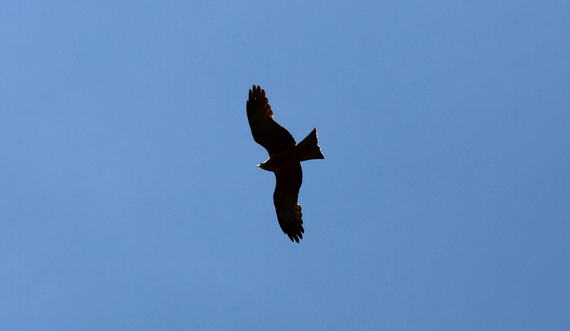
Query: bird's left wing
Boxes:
[{"xmin": 247, "ymin": 85, "xmax": 296, "ymax": 156}]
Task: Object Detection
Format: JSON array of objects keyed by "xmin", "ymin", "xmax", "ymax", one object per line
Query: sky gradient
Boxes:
[{"xmin": 1, "ymin": 1, "xmax": 569, "ymax": 330}]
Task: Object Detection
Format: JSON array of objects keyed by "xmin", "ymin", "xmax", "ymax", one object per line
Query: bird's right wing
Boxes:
[
  {"xmin": 273, "ymin": 163, "xmax": 304, "ymax": 243},
  {"xmin": 247, "ymin": 85, "xmax": 296, "ymax": 155}
]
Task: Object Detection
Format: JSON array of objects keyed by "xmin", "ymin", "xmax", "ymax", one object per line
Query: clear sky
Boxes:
[{"xmin": 1, "ymin": 1, "xmax": 569, "ymax": 330}]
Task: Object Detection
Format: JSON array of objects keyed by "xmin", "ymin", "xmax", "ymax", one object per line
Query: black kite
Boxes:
[{"xmin": 246, "ymin": 85, "xmax": 324, "ymax": 242}]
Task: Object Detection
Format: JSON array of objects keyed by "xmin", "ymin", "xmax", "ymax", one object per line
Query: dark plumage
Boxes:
[{"xmin": 246, "ymin": 85, "xmax": 324, "ymax": 242}]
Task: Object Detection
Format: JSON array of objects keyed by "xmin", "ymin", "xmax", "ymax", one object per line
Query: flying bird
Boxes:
[{"xmin": 246, "ymin": 85, "xmax": 324, "ymax": 242}]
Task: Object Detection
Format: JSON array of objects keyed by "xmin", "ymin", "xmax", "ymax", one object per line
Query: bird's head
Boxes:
[{"xmin": 257, "ymin": 157, "xmax": 277, "ymax": 171}]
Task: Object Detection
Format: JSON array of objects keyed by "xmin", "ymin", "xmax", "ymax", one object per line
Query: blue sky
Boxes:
[{"xmin": 1, "ymin": 1, "xmax": 569, "ymax": 330}]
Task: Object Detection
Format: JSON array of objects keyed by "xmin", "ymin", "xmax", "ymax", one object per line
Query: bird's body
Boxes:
[
  {"xmin": 257, "ymin": 128, "xmax": 322, "ymax": 172},
  {"xmin": 246, "ymin": 85, "xmax": 324, "ymax": 243}
]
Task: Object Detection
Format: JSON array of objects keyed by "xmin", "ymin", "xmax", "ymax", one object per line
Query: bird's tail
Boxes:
[{"xmin": 295, "ymin": 128, "xmax": 325, "ymax": 161}]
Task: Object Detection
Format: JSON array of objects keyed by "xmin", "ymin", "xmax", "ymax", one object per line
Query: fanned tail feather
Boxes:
[{"xmin": 295, "ymin": 128, "xmax": 325, "ymax": 162}]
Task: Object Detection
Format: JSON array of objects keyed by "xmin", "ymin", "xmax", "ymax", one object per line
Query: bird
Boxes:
[{"xmin": 246, "ymin": 85, "xmax": 324, "ymax": 242}]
